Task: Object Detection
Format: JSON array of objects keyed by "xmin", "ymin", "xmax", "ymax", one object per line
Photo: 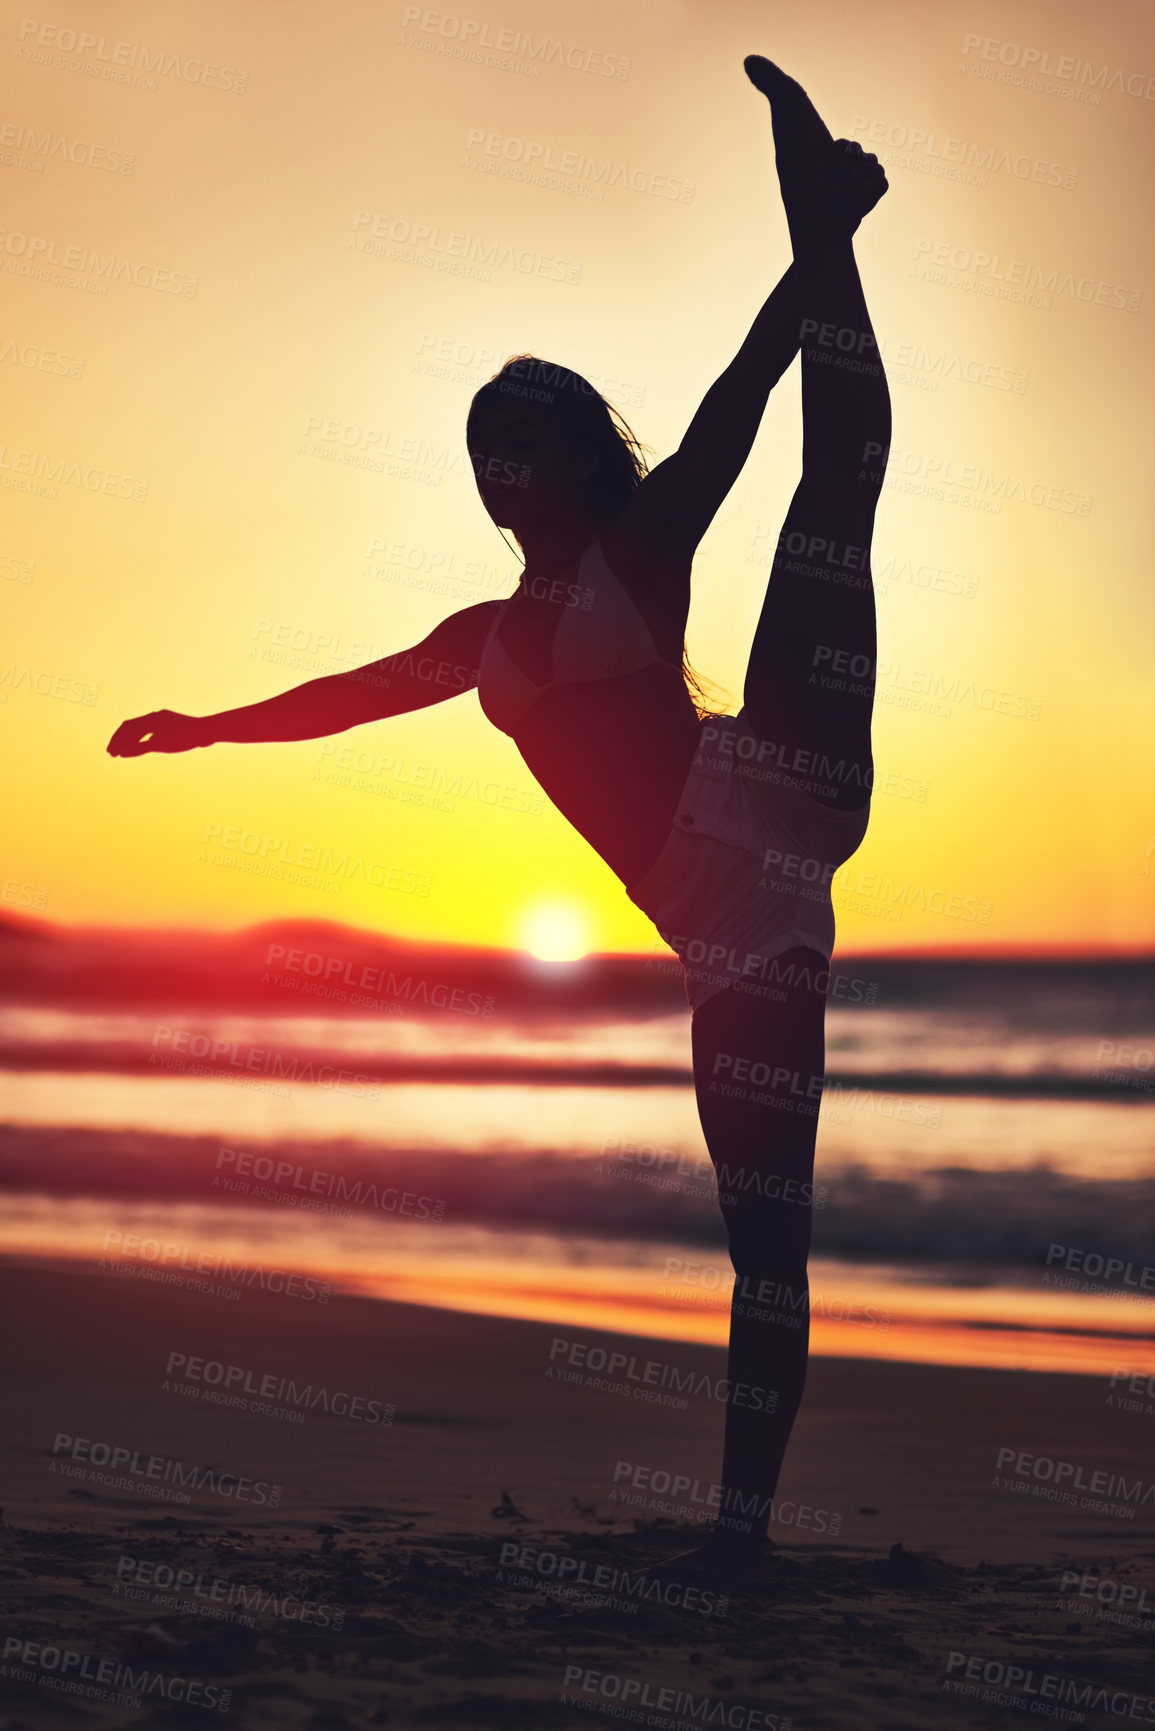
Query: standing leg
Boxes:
[
  {"xmin": 699, "ymin": 958, "xmax": 826, "ymax": 1534},
  {"xmin": 661, "ymin": 953, "xmax": 827, "ymax": 1573}
]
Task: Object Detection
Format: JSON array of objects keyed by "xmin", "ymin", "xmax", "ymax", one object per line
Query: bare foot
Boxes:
[
  {"xmin": 744, "ymin": 57, "xmax": 886, "ymax": 247},
  {"xmin": 822, "ymin": 138, "xmax": 889, "ymax": 232},
  {"xmin": 642, "ymin": 1529, "xmax": 772, "ymax": 1586}
]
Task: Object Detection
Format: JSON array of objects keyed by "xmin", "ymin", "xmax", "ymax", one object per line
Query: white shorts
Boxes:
[{"xmin": 626, "ymin": 712, "xmax": 871, "ymax": 1013}]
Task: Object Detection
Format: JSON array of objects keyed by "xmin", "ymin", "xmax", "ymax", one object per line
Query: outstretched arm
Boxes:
[
  {"xmin": 622, "ymin": 265, "xmax": 802, "ymax": 558},
  {"xmin": 107, "ymin": 599, "xmax": 501, "ymax": 757}
]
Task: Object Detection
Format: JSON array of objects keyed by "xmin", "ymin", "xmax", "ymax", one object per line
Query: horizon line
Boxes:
[{"xmin": 1, "ymin": 911, "xmax": 1152, "ymax": 966}]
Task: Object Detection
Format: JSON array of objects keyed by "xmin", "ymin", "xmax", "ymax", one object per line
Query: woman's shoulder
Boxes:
[
  {"xmin": 596, "ymin": 506, "xmax": 693, "ymax": 654},
  {"xmin": 601, "ymin": 509, "xmax": 691, "ymax": 578},
  {"xmin": 431, "ymin": 594, "xmax": 508, "ymax": 657}
]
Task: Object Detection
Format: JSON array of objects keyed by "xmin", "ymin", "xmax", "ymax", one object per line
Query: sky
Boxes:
[{"xmin": 2, "ymin": 0, "xmax": 1152, "ymax": 956}]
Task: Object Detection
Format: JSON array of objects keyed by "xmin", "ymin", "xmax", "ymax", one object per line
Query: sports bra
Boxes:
[{"xmin": 476, "ymin": 534, "xmax": 679, "ymax": 735}]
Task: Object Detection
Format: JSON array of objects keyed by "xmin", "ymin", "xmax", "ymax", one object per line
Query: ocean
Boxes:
[{"xmin": 1, "ymin": 937, "xmax": 1152, "ymax": 1376}]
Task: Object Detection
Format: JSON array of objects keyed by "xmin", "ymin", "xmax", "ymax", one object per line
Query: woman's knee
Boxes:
[
  {"xmin": 724, "ymin": 1203, "xmax": 811, "ymax": 1280},
  {"xmin": 693, "ymin": 968, "xmax": 826, "ymax": 1059}
]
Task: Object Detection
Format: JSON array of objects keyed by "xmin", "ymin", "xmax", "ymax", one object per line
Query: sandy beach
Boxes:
[{"xmin": 1, "ymin": 1257, "xmax": 1152, "ymax": 1728}]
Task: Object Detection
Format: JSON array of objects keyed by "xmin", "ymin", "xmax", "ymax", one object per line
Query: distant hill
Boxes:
[
  {"xmin": 0, "ymin": 914, "xmax": 1150, "ymax": 1016},
  {"xmin": 0, "ymin": 912, "xmax": 685, "ymax": 1013}
]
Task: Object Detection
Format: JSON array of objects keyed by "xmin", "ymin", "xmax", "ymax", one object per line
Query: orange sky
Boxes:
[{"xmin": 2, "ymin": 0, "xmax": 1152, "ymax": 955}]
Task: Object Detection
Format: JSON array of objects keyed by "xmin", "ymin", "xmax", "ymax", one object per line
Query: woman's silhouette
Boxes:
[{"xmin": 110, "ymin": 60, "xmax": 890, "ymax": 1579}]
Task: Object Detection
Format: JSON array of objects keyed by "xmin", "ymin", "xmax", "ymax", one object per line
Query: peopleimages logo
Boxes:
[
  {"xmin": 398, "ymin": 7, "xmax": 633, "ymax": 79},
  {"xmin": 101, "ymin": 1229, "xmax": 331, "ymax": 1302},
  {"xmin": 959, "ymin": 33, "xmax": 1155, "ymax": 101},
  {"xmin": 559, "ymin": 1667, "xmax": 788, "ymax": 1728},
  {"xmin": 1044, "ymin": 1242, "xmax": 1155, "ymax": 1290},
  {"xmin": 496, "ymin": 1542, "xmax": 727, "ymax": 1617},
  {"xmin": 1, "ymin": 1637, "xmax": 231, "ymax": 1713},
  {"xmin": 994, "ymin": 1446, "xmax": 1155, "ymax": 1516},
  {"xmin": 49, "ymin": 1432, "xmax": 281, "ymax": 1506},
  {"xmin": 114, "ymin": 1552, "xmax": 345, "ymax": 1630},
  {"xmin": 610, "ymin": 1460, "xmax": 843, "ymax": 1537},
  {"xmin": 0, "ymin": 229, "xmax": 197, "ymax": 296},
  {"xmin": 15, "ymin": 18, "xmax": 249, "ymax": 92},
  {"xmin": 0, "ymin": 120, "xmax": 135, "ymax": 173},
  {"xmin": 150, "ymin": 1026, "xmax": 380, "ymax": 1098},
  {"xmin": 547, "ymin": 1337, "xmax": 776, "ymax": 1413},
  {"xmin": 214, "ymin": 1146, "xmax": 445, "ymax": 1219},
  {"xmin": 943, "ymin": 1650, "xmax": 1155, "ymax": 1720},
  {"xmin": 164, "ymin": 1351, "xmax": 395, "ymax": 1426},
  {"xmin": 1058, "ymin": 1569, "xmax": 1155, "ymax": 1623}
]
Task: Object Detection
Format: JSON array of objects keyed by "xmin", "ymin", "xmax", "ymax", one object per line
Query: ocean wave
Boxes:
[
  {"xmin": 1, "ymin": 1125, "xmax": 1151, "ymax": 1273},
  {"xmin": 2, "ymin": 1041, "xmax": 1153, "ymax": 1097}
]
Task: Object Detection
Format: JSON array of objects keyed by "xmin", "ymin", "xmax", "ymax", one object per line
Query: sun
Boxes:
[{"xmin": 518, "ymin": 901, "xmax": 592, "ymax": 962}]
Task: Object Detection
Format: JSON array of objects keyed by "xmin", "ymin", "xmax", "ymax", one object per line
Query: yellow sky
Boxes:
[{"xmin": 2, "ymin": 0, "xmax": 1152, "ymax": 953}]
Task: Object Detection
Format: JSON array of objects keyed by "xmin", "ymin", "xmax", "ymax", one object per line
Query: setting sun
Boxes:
[{"xmin": 518, "ymin": 901, "xmax": 592, "ymax": 962}]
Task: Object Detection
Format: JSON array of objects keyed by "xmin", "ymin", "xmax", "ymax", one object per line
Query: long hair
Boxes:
[{"xmin": 468, "ymin": 354, "xmax": 728, "ymax": 719}]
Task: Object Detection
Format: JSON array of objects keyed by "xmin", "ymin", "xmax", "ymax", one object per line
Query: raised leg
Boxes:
[{"xmin": 742, "ymin": 64, "xmax": 892, "ymax": 811}]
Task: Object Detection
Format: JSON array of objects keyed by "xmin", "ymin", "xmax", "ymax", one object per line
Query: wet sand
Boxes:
[{"xmin": 0, "ymin": 1259, "xmax": 1151, "ymax": 1728}]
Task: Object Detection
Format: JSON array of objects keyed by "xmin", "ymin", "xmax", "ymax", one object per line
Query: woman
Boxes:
[{"xmin": 109, "ymin": 59, "xmax": 890, "ymax": 1579}]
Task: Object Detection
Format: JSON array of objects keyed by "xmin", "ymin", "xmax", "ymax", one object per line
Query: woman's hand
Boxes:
[{"xmin": 107, "ymin": 709, "xmax": 213, "ymax": 757}]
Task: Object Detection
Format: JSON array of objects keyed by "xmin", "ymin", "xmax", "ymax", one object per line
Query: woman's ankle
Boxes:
[{"xmin": 711, "ymin": 1516, "xmax": 771, "ymax": 1550}]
